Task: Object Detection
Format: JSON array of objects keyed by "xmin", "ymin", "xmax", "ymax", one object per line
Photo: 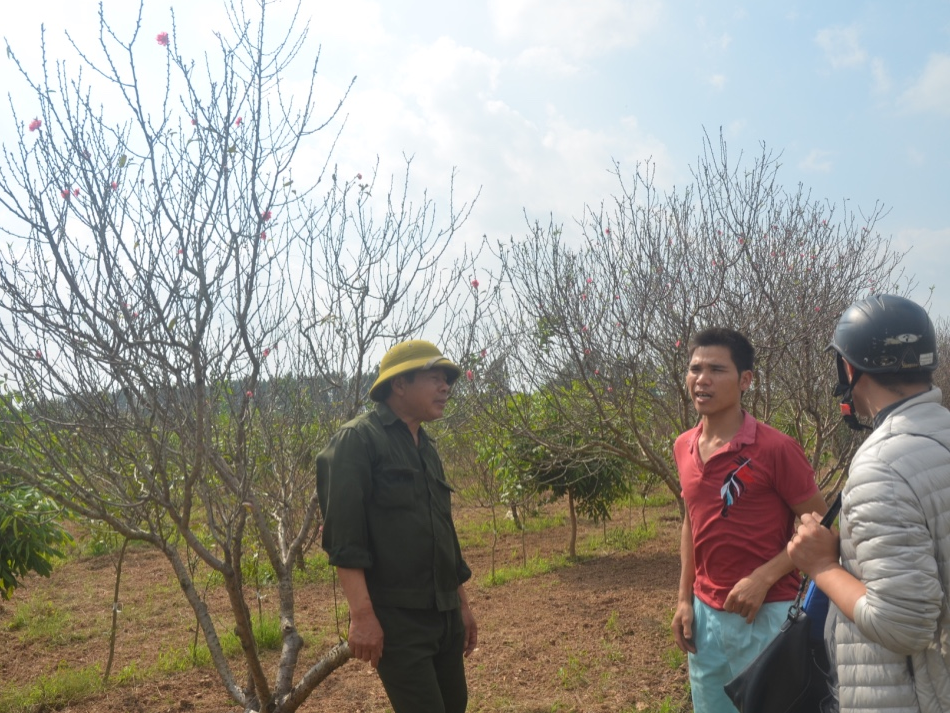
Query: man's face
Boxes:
[
  {"xmin": 394, "ymin": 368, "xmax": 452, "ymax": 423},
  {"xmin": 686, "ymin": 345, "xmax": 753, "ymax": 419}
]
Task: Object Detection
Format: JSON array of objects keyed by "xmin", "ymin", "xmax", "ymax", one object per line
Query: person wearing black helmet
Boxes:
[
  {"xmin": 789, "ymin": 294, "xmax": 950, "ymax": 713},
  {"xmin": 317, "ymin": 340, "xmax": 476, "ymax": 713}
]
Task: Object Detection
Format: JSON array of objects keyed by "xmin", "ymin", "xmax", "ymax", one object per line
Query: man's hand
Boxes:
[
  {"xmin": 723, "ymin": 573, "xmax": 771, "ymax": 623},
  {"xmin": 788, "ymin": 511, "xmax": 840, "ymax": 578},
  {"xmin": 460, "ymin": 603, "xmax": 478, "ymax": 657},
  {"xmin": 672, "ymin": 600, "xmax": 696, "ymax": 654},
  {"xmin": 348, "ymin": 609, "xmax": 384, "ymax": 669}
]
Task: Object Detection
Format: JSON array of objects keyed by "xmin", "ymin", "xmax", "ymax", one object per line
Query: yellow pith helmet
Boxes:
[{"xmin": 369, "ymin": 340, "xmax": 461, "ymax": 402}]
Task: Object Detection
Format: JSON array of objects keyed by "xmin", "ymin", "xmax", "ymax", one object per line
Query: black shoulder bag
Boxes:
[{"xmin": 723, "ymin": 494, "xmax": 841, "ymax": 713}]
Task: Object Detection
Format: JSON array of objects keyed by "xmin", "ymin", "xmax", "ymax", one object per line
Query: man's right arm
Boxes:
[
  {"xmin": 337, "ymin": 567, "xmax": 385, "ymax": 668},
  {"xmin": 672, "ymin": 508, "xmax": 697, "ymax": 653}
]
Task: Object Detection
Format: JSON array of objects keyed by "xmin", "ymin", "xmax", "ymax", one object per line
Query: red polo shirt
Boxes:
[{"xmin": 674, "ymin": 412, "xmax": 819, "ymax": 609}]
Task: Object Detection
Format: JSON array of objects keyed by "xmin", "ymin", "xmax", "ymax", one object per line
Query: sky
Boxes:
[{"xmin": 3, "ymin": 0, "xmax": 950, "ymax": 318}]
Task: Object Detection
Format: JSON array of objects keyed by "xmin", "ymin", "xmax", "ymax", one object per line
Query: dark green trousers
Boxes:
[{"xmin": 375, "ymin": 606, "xmax": 468, "ymax": 713}]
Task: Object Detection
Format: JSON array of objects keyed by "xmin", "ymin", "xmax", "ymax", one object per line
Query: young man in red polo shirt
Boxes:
[{"xmin": 671, "ymin": 328, "xmax": 827, "ymax": 713}]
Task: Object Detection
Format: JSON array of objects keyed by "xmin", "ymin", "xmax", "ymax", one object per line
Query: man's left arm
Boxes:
[
  {"xmin": 458, "ymin": 584, "xmax": 478, "ymax": 656},
  {"xmin": 724, "ymin": 491, "xmax": 828, "ymax": 622}
]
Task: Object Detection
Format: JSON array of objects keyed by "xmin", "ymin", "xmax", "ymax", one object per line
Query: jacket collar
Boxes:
[
  {"xmin": 873, "ymin": 386, "xmax": 943, "ymax": 429},
  {"xmin": 374, "ymin": 401, "xmax": 431, "ymax": 444}
]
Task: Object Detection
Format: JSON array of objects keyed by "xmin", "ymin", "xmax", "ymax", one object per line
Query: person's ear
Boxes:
[
  {"xmin": 390, "ymin": 375, "xmax": 406, "ymax": 397},
  {"xmin": 739, "ymin": 369, "xmax": 754, "ymax": 393}
]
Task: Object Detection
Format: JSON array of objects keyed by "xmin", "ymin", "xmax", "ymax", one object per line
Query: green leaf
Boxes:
[{"xmin": 118, "ymin": 154, "xmax": 128, "ymax": 168}]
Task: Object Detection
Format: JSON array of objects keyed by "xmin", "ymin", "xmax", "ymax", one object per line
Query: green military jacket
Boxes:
[{"xmin": 317, "ymin": 402, "xmax": 471, "ymax": 611}]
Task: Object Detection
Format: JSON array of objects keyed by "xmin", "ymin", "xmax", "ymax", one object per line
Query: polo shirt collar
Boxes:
[{"xmin": 687, "ymin": 410, "xmax": 757, "ymax": 455}]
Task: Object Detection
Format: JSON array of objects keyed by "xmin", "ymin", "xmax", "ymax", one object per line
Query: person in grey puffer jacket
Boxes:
[{"xmin": 789, "ymin": 294, "xmax": 950, "ymax": 713}]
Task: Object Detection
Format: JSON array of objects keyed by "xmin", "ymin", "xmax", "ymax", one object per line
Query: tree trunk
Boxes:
[
  {"xmin": 103, "ymin": 538, "xmax": 128, "ymax": 683},
  {"xmin": 568, "ymin": 490, "xmax": 577, "ymax": 559}
]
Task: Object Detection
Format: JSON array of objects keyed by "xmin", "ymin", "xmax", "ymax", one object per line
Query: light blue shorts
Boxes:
[{"xmin": 687, "ymin": 596, "xmax": 791, "ymax": 713}]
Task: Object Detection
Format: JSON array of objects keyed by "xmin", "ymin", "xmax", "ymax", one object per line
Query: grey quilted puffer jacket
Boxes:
[{"xmin": 827, "ymin": 387, "xmax": 950, "ymax": 713}]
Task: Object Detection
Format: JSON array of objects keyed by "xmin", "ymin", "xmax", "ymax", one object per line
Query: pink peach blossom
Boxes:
[
  {"xmin": 28, "ymin": 118, "xmax": 42, "ymax": 132},
  {"xmin": 466, "ymin": 370, "xmax": 474, "ymax": 381},
  {"xmin": 156, "ymin": 32, "xmax": 169, "ymax": 47}
]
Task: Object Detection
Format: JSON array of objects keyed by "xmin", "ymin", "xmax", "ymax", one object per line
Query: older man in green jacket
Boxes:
[{"xmin": 317, "ymin": 340, "xmax": 477, "ymax": 713}]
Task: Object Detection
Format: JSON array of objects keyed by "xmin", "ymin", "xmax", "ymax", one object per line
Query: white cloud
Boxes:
[
  {"xmin": 512, "ymin": 46, "xmax": 581, "ymax": 77},
  {"xmin": 307, "ymin": 0, "xmax": 389, "ymax": 47},
  {"xmin": 815, "ymin": 25, "xmax": 867, "ymax": 69},
  {"xmin": 799, "ymin": 149, "xmax": 834, "ymax": 174},
  {"xmin": 870, "ymin": 59, "xmax": 892, "ymax": 94},
  {"xmin": 901, "ymin": 54, "xmax": 950, "ymax": 116},
  {"xmin": 709, "ymin": 74, "xmax": 727, "ymax": 90},
  {"xmin": 487, "ymin": 0, "xmax": 663, "ymax": 58},
  {"xmin": 895, "ymin": 227, "xmax": 950, "ymax": 317},
  {"xmin": 724, "ymin": 120, "xmax": 747, "ymax": 139}
]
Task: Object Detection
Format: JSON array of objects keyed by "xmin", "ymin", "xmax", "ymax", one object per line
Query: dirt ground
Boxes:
[{"xmin": 0, "ymin": 502, "xmax": 690, "ymax": 713}]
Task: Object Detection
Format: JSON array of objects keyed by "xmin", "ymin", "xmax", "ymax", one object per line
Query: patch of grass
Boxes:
[
  {"xmin": 581, "ymin": 522, "xmax": 657, "ymax": 554},
  {"xmin": 294, "ymin": 551, "xmax": 335, "ymax": 585},
  {"xmin": 600, "ymin": 638, "xmax": 625, "ymax": 664},
  {"xmin": 0, "ymin": 663, "xmax": 103, "ymax": 713},
  {"xmin": 112, "ymin": 662, "xmax": 144, "ymax": 685},
  {"xmin": 628, "ymin": 694, "xmax": 692, "ymax": 713},
  {"xmin": 457, "ymin": 511, "xmax": 567, "ymax": 547},
  {"xmin": 157, "ymin": 642, "xmax": 211, "ymax": 673},
  {"xmin": 556, "ymin": 652, "xmax": 590, "ymax": 691},
  {"xmin": 157, "ymin": 613, "xmax": 285, "ymax": 674},
  {"xmin": 619, "ymin": 490, "xmax": 677, "ymax": 508},
  {"xmin": 603, "ymin": 610, "xmax": 622, "ymax": 637},
  {"xmin": 479, "ymin": 554, "xmax": 571, "ymax": 587},
  {"xmin": 251, "ymin": 612, "xmax": 284, "ymax": 651},
  {"xmin": 662, "ymin": 645, "xmax": 686, "ymax": 671},
  {"xmin": 204, "ymin": 551, "xmax": 335, "ymax": 591},
  {"xmin": 6, "ymin": 598, "xmax": 87, "ymax": 646}
]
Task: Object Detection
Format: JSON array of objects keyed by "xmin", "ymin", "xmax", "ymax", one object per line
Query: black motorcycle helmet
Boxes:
[
  {"xmin": 831, "ymin": 294, "xmax": 938, "ymax": 374},
  {"xmin": 829, "ymin": 294, "xmax": 938, "ymax": 429}
]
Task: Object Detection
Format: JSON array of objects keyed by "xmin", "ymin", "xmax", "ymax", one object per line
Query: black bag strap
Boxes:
[{"xmin": 791, "ymin": 491, "xmax": 843, "ymax": 610}]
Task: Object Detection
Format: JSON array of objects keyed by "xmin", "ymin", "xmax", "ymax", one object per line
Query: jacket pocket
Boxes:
[
  {"xmin": 431, "ymin": 477, "xmax": 455, "ymax": 516},
  {"xmin": 372, "ymin": 467, "xmax": 418, "ymax": 509}
]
